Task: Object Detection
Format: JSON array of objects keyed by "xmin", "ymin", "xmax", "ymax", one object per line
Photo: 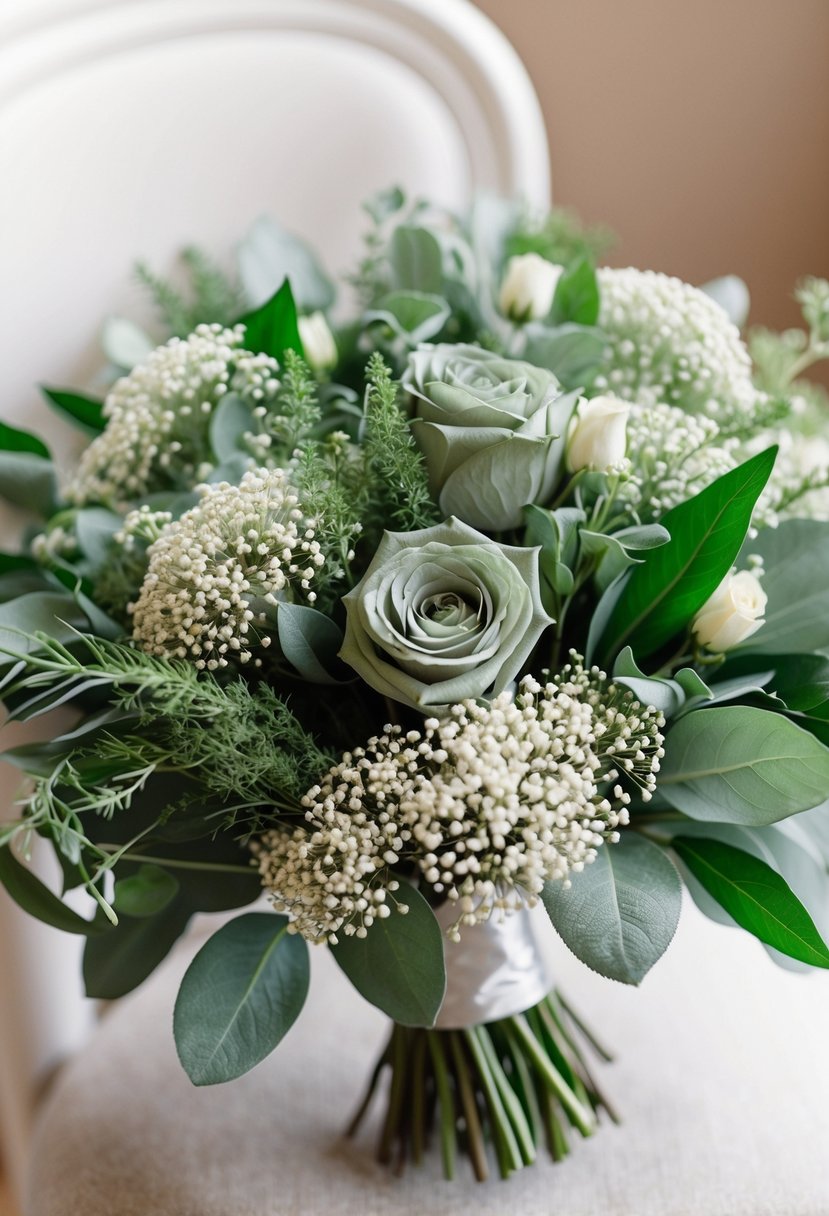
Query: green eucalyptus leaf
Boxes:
[
  {"xmin": 612, "ymin": 646, "xmax": 699, "ymax": 717},
  {"xmin": 237, "ymin": 216, "xmax": 336, "ymax": 312},
  {"xmin": 101, "ymin": 318, "xmax": 155, "ymax": 370},
  {"xmin": 365, "ymin": 291, "xmax": 450, "ymax": 344},
  {"xmin": 580, "ymin": 529, "xmax": 641, "ymax": 593},
  {"xmin": 41, "ymin": 387, "xmax": 106, "ymax": 434},
  {"xmin": 331, "ymin": 884, "xmax": 446, "ymax": 1026},
  {"xmin": 612, "ymin": 524, "xmax": 671, "ymax": 550},
  {"xmin": 523, "ymin": 324, "xmax": 606, "ymax": 389},
  {"xmin": 0, "ymin": 451, "xmax": 58, "ymax": 516},
  {"xmin": 209, "ymin": 393, "xmax": 255, "ymax": 463},
  {"xmin": 114, "ymin": 864, "xmax": 180, "ymax": 918},
  {"xmin": 74, "ymin": 507, "xmax": 121, "ymax": 569},
  {"xmin": 541, "ymin": 833, "xmax": 682, "ymax": 984},
  {"xmin": 661, "ymin": 705, "xmax": 829, "ymax": 825},
  {"xmin": 597, "ymin": 447, "xmax": 777, "ymax": 663},
  {"xmin": 174, "ymin": 913, "xmax": 309, "ymax": 1085},
  {"xmin": 275, "ymin": 601, "xmax": 346, "ymax": 684},
  {"xmin": 550, "ymin": 257, "xmax": 600, "ymax": 326},
  {"xmin": 0, "ymin": 845, "xmax": 103, "ymax": 935},
  {"xmin": 0, "ymin": 592, "xmax": 88, "ymax": 655},
  {"xmin": 236, "ymin": 279, "xmax": 304, "ymax": 361},
  {"xmin": 672, "ymin": 836, "xmax": 829, "ymax": 968},
  {"xmin": 83, "ymin": 899, "xmax": 193, "ymax": 999},
  {"xmin": 737, "ymin": 520, "xmax": 829, "ymax": 654},
  {"xmin": 389, "ymin": 226, "xmax": 443, "ymax": 294}
]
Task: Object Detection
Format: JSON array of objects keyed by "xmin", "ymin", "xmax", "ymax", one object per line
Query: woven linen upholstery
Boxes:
[{"xmin": 26, "ymin": 902, "xmax": 829, "ymax": 1216}]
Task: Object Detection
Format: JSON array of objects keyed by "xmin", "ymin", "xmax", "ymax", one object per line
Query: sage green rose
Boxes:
[
  {"xmin": 404, "ymin": 344, "xmax": 580, "ymax": 531},
  {"xmin": 340, "ymin": 517, "xmax": 552, "ymax": 711}
]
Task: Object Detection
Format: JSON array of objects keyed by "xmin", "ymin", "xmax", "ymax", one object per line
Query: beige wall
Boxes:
[{"xmin": 476, "ymin": 0, "xmax": 829, "ymax": 335}]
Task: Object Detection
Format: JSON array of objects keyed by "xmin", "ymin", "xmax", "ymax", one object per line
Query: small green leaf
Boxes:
[
  {"xmin": 74, "ymin": 507, "xmax": 121, "ymax": 569},
  {"xmin": 673, "ymin": 836, "xmax": 829, "ymax": 968},
  {"xmin": 101, "ymin": 318, "xmax": 154, "ymax": 370},
  {"xmin": 389, "ymin": 226, "xmax": 443, "ymax": 294},
  {"xmin": 114, "ymin": 864, "xmax": 180, "ymax": 918},
  {"xmin": 331, "ymin": 885, "xmax": 446, "ymax": 1026},
  {"xmin": 541, "ymin": 833, "xmax": 681, "ymax": 984},
  {"xmin": 237, "ymin": 216, "xmax": 336, "ymax": 312},
  {"xmin": 0, "ymin": 592, "xmax": 88, "ymax": 655},
  {"xmin": 174, "ymin": 913, "xmax": 309, "ymax": 1085},
  {"xmin": 275, "ymin": 601, "xmax": 346, "ymax": 684},
  {"xmin": 612, "ymin": 646, "xmax": 709, "ymax": 717},
  {"xmin": 661, "ymin": 705, "xmax": 829, "ymax": 825},
  {"xmin": 0, "ymin": 845, "xmax": 103, "ymax": 935},
  {"xmin": 41, "ymin": 386, "xmax": 106, "ymax": 434},
  {"xmin": 236, "ymin": 279, "xmax": 304, "ymax": 361},
  {"xmin": 209, "ymin": 393, "xmax": 255, "ymax": 463},
  {"xmin": 737, "ymin": 519, "xmax": 829, "ymax": 654},
  {"xmin": 365, "ymin": 291, "xmax": 450, "ymax": 344},
  {"xmin": 597, "ymin": 447, "xmax": 777, "ymax": 662},
  {"xmin": 0, "ymin": 552, "xmax": 39, "ymax": 576},
  {"xmin": 0, "ymin": 451, "xmax": 58, "ymax": 516},
  {"xmin": 523, "ymin": 324, "xmax": 606, "ymax": 389},
  {"xmin": 550, "ymin": 257, "xmax": 600, "ymax": 326},
  {"xmin": 0, "ymin": 418, "xmax": 50, "ymax": 459}
]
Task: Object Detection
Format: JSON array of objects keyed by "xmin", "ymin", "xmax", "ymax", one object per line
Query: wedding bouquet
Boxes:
[{"xmin": 2, "ymin": 189, "xmax": 829, "ymax": 1182}]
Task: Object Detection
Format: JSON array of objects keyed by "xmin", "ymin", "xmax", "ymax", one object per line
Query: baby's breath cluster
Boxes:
[
  {"xmin": 256, "ymin": 658, "xmax": 665, "ymax": 943},
  {"xmin": 68, "ymin": 324, "xmax": 279, "ymax": 505},
  {"xmin": 595, "ymin": 268, "xmax": 761, "ymax": 429},
  {"xmin": 130, "ymin": 468, "xmax": 324, "ymax": 669},
  {"xmin": 619, "ymin": 402, "xmax": 737, "ymax": 519}
]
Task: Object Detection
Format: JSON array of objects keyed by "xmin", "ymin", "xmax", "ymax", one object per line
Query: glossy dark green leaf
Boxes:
[
  {"xmin": 596, "ymin": 447, "xmax": 777, "ymax": 662},
  {"xmin": 236, "ymin": 279, "xmax": 303, "ymax": 361},
  {"xmin": 673, "ymin": 836, "xmax": 829, "ymax": 968},
  {"xmin": 661, "ymin": 705, "xmax": 829, "ymax": 825},
  {"xmin": 541, "ymin": 833, "xmax": 681, "ymax": 984},
  {"xmin": 331, "ymin": 885, "xmax": 446, "ymax": 1026},
  {"xmin": 550, "ymin": 257, "xmax": 599, "ymax": 326},
  {"xmin": 174, "ymin": 913, "xmax": 309, "ymax": 1085},
  {"xmin": 41, "ymin": 386, "xmax": 105, "ymax": 434},
  {"xmin": 0, "ymin": 418, "xmax": 50, "ymax": 458},
  {"xmin": 0, "ymin": 845, "xmax": 103, "ymax": 935}
]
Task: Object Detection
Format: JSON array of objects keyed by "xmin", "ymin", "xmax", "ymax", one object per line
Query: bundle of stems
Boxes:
[{"xmin": 348, "ymin": 990, "xmax": 618, "ymax": 1181}]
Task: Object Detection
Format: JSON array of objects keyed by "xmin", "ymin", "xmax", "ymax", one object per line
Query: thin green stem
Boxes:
[
  {"xmin": 96, "ymin": 847, "xmax": 254, "ymax": 875},
  {"xmin": 510, "ymin": 1014, "xmax": 596, "ymax": 1136},
  {"xmin": 426, "ymin": 1031, "xmax": 457, "ymax": 1181},
  {"xmin": 464, "ymin": 1027, "xmax": 521, "ymax": 1178},
  {"xmin": 474, "ymin": 1025, "xmax": 536, "ymax": 1166},
  {"xmin": 449, "ymin": 1032, "xmax": 489, "ymax": 1182}
]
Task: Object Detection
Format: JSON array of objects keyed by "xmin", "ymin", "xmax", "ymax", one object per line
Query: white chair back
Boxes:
[{"xmin": 0, "ymin": 0, "xmax": 549, "ymax": 1195}]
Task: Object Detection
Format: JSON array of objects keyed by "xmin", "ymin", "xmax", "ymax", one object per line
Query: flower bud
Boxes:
[
  {"xmin": 692, "ymin": 569, "xmax": 767, "ymax": 653},
  {"xmin": 567, "ymin": 395, "xmax": 629, "ymax": 472},
  {"xmin": 498, "ymin": 254, "xmax": 562, "ymax": 322},
  {"xmin": 298, "ymin": 311, "xmax": 337, "ymax": 370}
]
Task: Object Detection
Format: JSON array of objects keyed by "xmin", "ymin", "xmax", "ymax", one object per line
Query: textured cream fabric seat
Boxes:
[{"xmin": 26, "ymin": 903, "xmax": 829, "ymax": 1216}]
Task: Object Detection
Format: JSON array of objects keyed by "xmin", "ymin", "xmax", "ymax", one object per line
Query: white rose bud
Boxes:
[
  {"xmin": 298, "ymin": 311, "xmax": 337, "ymax": 370},
  {"xmin": 692, "ymin": 569, "xmax": 767, "ymax": 653},
  {"xmin": 498, "ymin": 253, "xmax": 562, "ymax": 322},
  {"xmin": 567, "ymin": 395, "xmax": 630, "ymax": 472}
]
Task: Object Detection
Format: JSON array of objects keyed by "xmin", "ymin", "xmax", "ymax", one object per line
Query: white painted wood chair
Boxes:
[{"xmin": 0, "ymin": 0, "xmax": 548, "ymax": 1204}]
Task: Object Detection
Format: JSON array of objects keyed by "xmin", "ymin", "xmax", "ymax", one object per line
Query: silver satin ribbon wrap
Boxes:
[{"xmin": 433, "ymin": 901, "xmax": 559, "ymax": 1029}]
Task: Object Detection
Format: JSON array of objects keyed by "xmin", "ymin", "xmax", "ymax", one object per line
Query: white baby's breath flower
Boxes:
[
  {"xmin": 256, "ymin": 657, "xmax": 665, "ymax": 944},
  {"xmin": 131, "ymin": 467, "xmax": 323, "ymax": 670},
  {"xmin": 67, "ymin": 324, "xmax": 280, "ymax": 506},
  {"xmin": 595, "ymin": 268, "xmax": 762, "ymax": 428}
]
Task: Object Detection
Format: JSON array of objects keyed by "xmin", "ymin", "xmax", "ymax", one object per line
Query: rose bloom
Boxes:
[
  {"xmin": 405, "ymin": 344, "xmax": 578, "ymax": 531},
  {"xmin": 339, "ymin": 517, "xmax": 551, "ymax": 710},
  {"xmin": 692, "ymin": 569, "xmax": 767, "ymax": 653},
  {"xmin": 498, "ymin": 253, "xmax": 562, "ymax": 322},
  {"xmin": 567, "ymin": 395, "xmax": 630, "ymax": 473}
]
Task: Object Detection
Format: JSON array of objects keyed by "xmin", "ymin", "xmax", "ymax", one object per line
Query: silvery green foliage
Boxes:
[
  {"xmin": 340, "ymin": 517, "xmax": 551, "ymax": 710},
  {"xmin": 405, "ymin": 344, "xmax": 579, "ymax": 530}
]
